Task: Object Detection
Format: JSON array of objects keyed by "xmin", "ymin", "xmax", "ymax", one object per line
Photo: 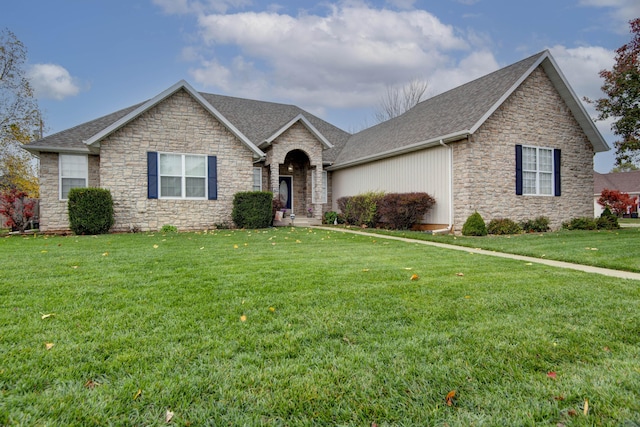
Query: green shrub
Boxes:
[
  {"xmin": 160, "ymin": 224, "xmax": 178, "ymax": 233},
  {"xmin": 520, "ymin": 216, "xmax": 550, "ymax": 233},
  {"xmin": 232, "ymin": 191, "xmax": 273, "ymax": 229},
  {"xmin": 462, "ymin": 211, "xmax": 487, "ymax": 236},
  {"xmin": 337, "ymin": 192, "xmax": 384, "ymax": 227},
  {"xmin": 562, "ymin": 217, "xmax": 597, "ymax": 230},
  {"xmin": 67, "ymin": 188, "xmax": 114, "ymax": 235},
  {"xmin": 487, "ymin": 218, "xmax": 522, "ymax": 235},
  {"xmin": 597, "ymin": 207, "xmax": 620, "ymax": 230},
  {"xmin": 323, "ymin": 211, "xmax": 340, "ymax": 225},
  {"xmin": 377, "ymin": 192, "xmax": 436, "ymax": 230}
]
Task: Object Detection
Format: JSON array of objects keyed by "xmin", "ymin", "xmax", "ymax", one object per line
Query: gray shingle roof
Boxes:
[
  {"xmin": 331, "ymin": 50, "xmax": 609, "ymax": 168},
  {"xmin": 594, "ymin": 171, "xmax": 640, "ymax": 194},
  {"xmin": 333, "ymin": 51, "xmax": 546, "ymax": 167},
  {"xmin": 23, "ymin": 91, "xmax": 350, "ymax": 162},
  {"xmin": 23, "ymin": 103, "xmax": 145, "ymax": 153}
]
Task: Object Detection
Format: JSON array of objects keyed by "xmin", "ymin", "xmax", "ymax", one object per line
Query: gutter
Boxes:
[{"xmin": 327, "ymin": 130, "xmax": 470, "ymax": 171}]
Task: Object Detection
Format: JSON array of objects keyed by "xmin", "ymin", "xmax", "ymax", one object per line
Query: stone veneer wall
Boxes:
[
  {"xmin": 38, "ymin": 152, "xmax": 100, "ymax": 232},
  {"xmin": 266, "ymin": 122, "xmax": 327, "ymax": 219},
  {"xmin": 452, "ymin": 66, "xmax": 595, "ymax": 233},
  {"xmin": 97, "ymin": 89, "xmax": 255, "ymax": 232}
]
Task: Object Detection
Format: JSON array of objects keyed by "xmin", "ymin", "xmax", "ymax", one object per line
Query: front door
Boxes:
[{"xmin": 279, "ymin": 176, "xmax": 293, "ymax": 210}]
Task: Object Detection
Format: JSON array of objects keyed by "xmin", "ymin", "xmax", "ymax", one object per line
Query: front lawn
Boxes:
[
  {"xmin": 366, "ymin": 227, "xmax": 640, "ymax": 273},
  {"xmin": 1, "ymin": 229, "xmax": 639, "ymax": 426}
]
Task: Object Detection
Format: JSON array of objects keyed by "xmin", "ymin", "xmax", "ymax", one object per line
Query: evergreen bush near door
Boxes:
[
  {"xmin": 67, "ymin": 188, "xmax": 114, "ymax": 235},
  {"xmin": 232, "ymin": 191, "xmax": 273, "ymax": 229}
]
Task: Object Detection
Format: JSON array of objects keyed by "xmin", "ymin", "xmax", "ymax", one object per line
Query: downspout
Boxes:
[{"xmin": 437, "ymin": 139, "xmax": 454, "ymax": 233}]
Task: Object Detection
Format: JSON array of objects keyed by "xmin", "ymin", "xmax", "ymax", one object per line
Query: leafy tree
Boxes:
[
  {"xmin": 0, "ymin": 28, "xmax": 41, "ymax": 196},
  {"xmin": 598, "ymin": 188, "xmax": 635, "ymax": 216},
  {"xmin": 611, "ymin": 161, "xmax": 638, "ymax": 172},
  {"xmin": 374, "ymin": 78, "xmax": 428, "ymax": 123},
  {"xmin": 590, "ymin": 18, "xmax": 640, "ymax": 166}
]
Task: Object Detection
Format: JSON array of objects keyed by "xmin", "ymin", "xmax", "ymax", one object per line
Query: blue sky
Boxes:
[{"xmin": 3, "ymin": 0, "xmax": 639, "ymax": 172}]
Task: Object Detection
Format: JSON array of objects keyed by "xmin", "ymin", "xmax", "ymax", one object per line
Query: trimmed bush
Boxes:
[
  {"xmin": 487, "ymin": 218, "xmax": 522, "ymax": 235},
  {"xmin": 232, "ymin": 191, "xmax": 273, "ymax": 229},
  {"xmin": 337, "ymin": 191, "xmax": 384, "ymax": 227},
  {"xmin": 597, "ymin": 207, "xmax": 620, "ymax": 230},
  {"xmin": 562, "ymin": 217, "xmax": 597, "ymax": 230},
  {"xmin": 377, "ymin": 192, "xmax": 436, "ymax": 230},
  {"xmin": 520, "ymin": 216, "xmax": 550, "ymax": 233},
  {"xmin": 67, "ymin": 188, "xmax": 114, "ymax": 235},
  {"xmin": 462, "ymin": 211, "xmax": 487, "ymax": 236}
]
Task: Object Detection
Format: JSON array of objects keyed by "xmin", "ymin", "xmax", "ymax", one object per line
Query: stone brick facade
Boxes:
[
  {"xmin": 39, "ymin": 89, "xmax": 256, "ymax": 232},
  {"xmin": 38, "ymin": 152, "xmax": 100, "ymax": 232},
  {"xmin": 452, "ymin": 67, "xmax": 595, "ymax": 232},
  {"xmin": 264, "ymin": 122, "xmax": 327, "ymax": 220}
]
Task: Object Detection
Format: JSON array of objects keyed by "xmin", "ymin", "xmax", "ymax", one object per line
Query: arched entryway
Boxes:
[{"xmin": 277, "ymin": 149, "xmax": 313, "ymax": 217}]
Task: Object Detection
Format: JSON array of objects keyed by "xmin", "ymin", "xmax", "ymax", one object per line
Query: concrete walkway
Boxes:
[{"xmin": 314, "ymin": 226, "xmax": 640, "ymax": 281}]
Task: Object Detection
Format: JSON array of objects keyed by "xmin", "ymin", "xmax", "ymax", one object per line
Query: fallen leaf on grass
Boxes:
[
  {"xmin": 567, "ymin": 409, "xmax": 578, "ymax": 417},
  {"xmin": 547, "ymin": 371, "xmax": 557, "ymax": 379},
  {"xmin": 102, "ymin": 252, "xmax": 109, "ymax": 256},
  {"xmin": 84, "ymin": 379, "xmax": 100, "ymax": 389},
  {"xmin": 445, "ymin": 390, "xmax": 456, "ymax": 406},
  {"xmin": 41, "ymin": 313, "xmax": 55, "ymax": 319},
  {"xmin": 553, "ymin": 395, "xmax": 565, "ymax": 401},
  {"xmin": 165, "ymin": 410, "xmax": 174, "ymax": 423},
  {"xmin": 45, "ymin": 342, "xmax": 54, "ymax": 350},
  {"xmin": 410, "ymin": 274, "xmax": 419, "ymax": 281},
  {"xmin": 133, "ymin": 389, "xmax": 142, "ymax": 400},
  {"xmin": 456, "ymin": 272, "xmax": 464, "ymax": 277},
  {"xmin": 240, "ymin": 315, "xmax": 247, "ymax": 322},
  {"xmin": 583, "ymin": 399, "xmax": 589, "ymax": 416},
  {"xmin": 153, "ymin": 244, "xmax": 159, "ymax": 249},
  {"xmin": 233, "ymin": 244, "xmax": 238, "ymax": 249},
  {"xmin": 268, "ymin": 307, "xmax": 275, "ymax": 312},
  {"xmin": 362, "ymin": 269, "xmax": 370, "ymax": 272}
]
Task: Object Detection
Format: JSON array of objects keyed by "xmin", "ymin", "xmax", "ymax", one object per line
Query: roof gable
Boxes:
[
  {"xmin": 261, "ymin": 114, "xmax": 334, "ymax": 149},
  {"xmin": 331, "ymin": 50, "xmax": 609, "ymax": 169},
  {"xmin": 84, "ymin": 80, "xmax": 266, "ymax": 160}
]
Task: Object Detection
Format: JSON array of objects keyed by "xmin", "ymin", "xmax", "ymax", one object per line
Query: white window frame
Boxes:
[
  {"xmin": 522, "ymin": 146, "xmax": 554, "ymax": 196},
  {"xmin": 159, "ymin": 152, "xmax": 207, "ymax": 200},
  {"xmin": 59, "ymin": 154, "xmax": 88, "ymax": 200},
  {"xmin": 253, "ymin": 167, "xmax": 262, "ymax": 191},
  {"xmin": 311, "ymin": 170, "xmax": 328, "ymax": 204}
]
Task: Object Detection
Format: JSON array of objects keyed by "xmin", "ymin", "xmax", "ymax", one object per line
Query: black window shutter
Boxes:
[
  {"xmin": 554, "ymin": 149, "xmax": 561, "ymax": 196},
  {"xmin": 515, "ymin": 145, "xmax": 523, "ymax": 195},
  {"xmin": 147, "ymin": 151, "xmax": 158, "ymax": 199},
  {"xmin": 208, "ymin": 156, "xmax": 217, "ymax": 200}
]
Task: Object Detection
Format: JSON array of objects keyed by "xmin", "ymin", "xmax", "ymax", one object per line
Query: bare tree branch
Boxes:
[{"xmin": 374, "ymin": 78, "xmax": 428, "ymax": 123}]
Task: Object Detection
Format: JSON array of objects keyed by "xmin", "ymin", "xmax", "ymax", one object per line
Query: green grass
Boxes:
[
  {"xmin": 1, "ymin": 228, "xmax": 639, "ymax": 426},
  {"xmin": 364, "ymin": 227, "xmax": 640, "ymax": 273}
]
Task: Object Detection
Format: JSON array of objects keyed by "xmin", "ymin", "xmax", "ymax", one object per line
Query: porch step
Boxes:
[{"xmin": 273, "ymin": 217, "xmax": 322, "ymax": 227}]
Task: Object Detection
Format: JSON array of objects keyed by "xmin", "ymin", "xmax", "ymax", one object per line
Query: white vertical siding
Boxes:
[{"xmin": 331, "ymin": 145, "xmax": 451, "ymax": 224}]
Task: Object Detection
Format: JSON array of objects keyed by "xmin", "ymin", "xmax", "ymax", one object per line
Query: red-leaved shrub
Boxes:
[
  {"xmin": 0, "ymin": 188, "xmax": 35, "ymax": 232},
  {"xmin": 377, "ymin": 192, "xmax": 435, "ymax": 230}
]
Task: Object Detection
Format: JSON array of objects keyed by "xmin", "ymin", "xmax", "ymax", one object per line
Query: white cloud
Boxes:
[
  {"xmin": 189, "ymin": 3, "xmax": 475, "ymax": 109},
  {"xmin": 579, "ymin": 0, "xmax": 640, "ymax": 31},
  {"xmin": 549, "ymin": 45, "xmax": 614, "ymax": 101},
  {"xmin": 28, "ymin": 64, "xmax": 81, "ymax": 100}
]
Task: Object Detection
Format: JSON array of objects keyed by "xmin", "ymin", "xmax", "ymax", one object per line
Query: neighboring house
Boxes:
[
  {"xmin": 23, "ymin": 50, "xmax": 609, "ymax": 234},
  {"xmin": 594, "ymin": 171, "xmax": 640, "ymax": 217}
]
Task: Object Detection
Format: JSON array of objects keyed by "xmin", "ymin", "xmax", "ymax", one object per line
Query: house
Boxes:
[
  {"xmin": 23, "ymin": 50, "xmax": 609, "ymax": 234},
  {"xmin": 594, "ymin": 171, "xmax": 640, "ymax": 217}
]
